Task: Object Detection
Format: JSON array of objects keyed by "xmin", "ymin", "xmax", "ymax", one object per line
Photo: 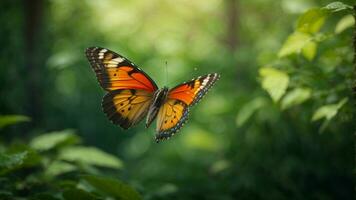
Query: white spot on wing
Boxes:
[{"xmin": 98, "ymin": 49, "xmax": 107, "ymax": 59}]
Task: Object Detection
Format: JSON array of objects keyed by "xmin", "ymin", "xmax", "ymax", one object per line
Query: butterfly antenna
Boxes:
[{"xmin": 165, "ymin": 61, "xmax": 168, "ymax": 86}]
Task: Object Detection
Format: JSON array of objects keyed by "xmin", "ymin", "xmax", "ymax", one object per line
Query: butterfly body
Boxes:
[
  {"xmin": 146, "ymin": 87, "xmax": 169, "ymax": 128},
  {"xmin": 86, "ymin": 47, "xmax": 220, "ymax": 142}
]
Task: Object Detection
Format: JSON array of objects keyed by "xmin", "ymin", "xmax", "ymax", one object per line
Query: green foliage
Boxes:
[
  {"xmin": 278, "ymin": 31, "xmax": 312, "ymax": 58},
  {"xmin": 0, "ymin": 119, "xmax": 139, "ymax": 199},
  {"xmin": 0, "ymin": 151, "xmax": 28, "ymax": 174},
  {"xmin": 0, "ymin": 115, "xmax": 30, "ymax": 129},
  {"xmin": 59, "ymin": 146, "xmax": 123, "ymax": 169},
  {"xmin": 82, "ymin": 175, "xmax": 141, "ymax": 200},
  {"xmin": 258, "ymin": 1, "xmax": 354, "ymax": 131},
  {"xmin": 0, "ymin": 0, "xmax": 354, "ymax": 199},
  {"xmin": 312, "ymin": 98, "xmax": 348, "ymax": 121},
  {"xmin": 297, "ymin": 8, "xmax": 326, "ymax": 34},
  {"xmin": 281, "ymin": 87, "xmax": 312, "ymax": 110},
  {"xmin": 335, "ymin": 14, "xmax": 355, "ymax": 34},
  {"xmin": 259, "ymin": 67, "xmax": 289, "ymax": 102},
  {"xmin": 30, "ymin": 129, "xmax": 80, "ymax": 151},
  {"xmin": 323, "ymin": 1, "xmax": 353, "ymax": 12}
]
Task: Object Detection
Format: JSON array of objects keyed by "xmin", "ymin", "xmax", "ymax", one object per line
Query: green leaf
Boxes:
[
  {"xmin": 62, "ymin": 188, "xmax": 97, "ymax": 200},
  {"xmin": 281, "ymin": 88, "xmax": 312, "ymax": 110},
  {"xmin": 82, "ymin": 175, "xmax": 141, "ymax": 200},
  {"xmin": 297, "ymin": 8, "xmax": 326, "ymax": 34},
  {"xmin": 59, "ymin": 147, "xmax": 123, "ymax": 169},
  {"xmin": 236, "ymin": 97, "xmax": 267, "ymax": 126},
  {"xmin": 259, "ymin": 67, "xmax": 289, "ymax": 102},
  {"xmin": 312, "ymin": 98, "xmax": 348, "ymax": 121},
  {"xmin": 302, "ymin": 40, "xmax": 317, "ymax": 61},
  {"xmin": 0, "ymin": 115, "xmax": 30, "ymax": 129},
  {"xmin": 0, "ymin": 151, "xmax": 28, "ymax": 173},
  {"xmin": 278, "ymin": 32, "xmax": 311, "ymax": 57},
  {"xmin": 335, "ymin": 14, "xmax": 355, "ymax": 34},
  {"xmin": 45, "ymin": 161, "xmax": 77, "ymax": 177},
  {"xmin": 323, "ymin": 2, "xmax": 352, "ymax": 12},
  {"xmin": 30, "ymin": 129, "xmax": 80, "ymax": 151}
]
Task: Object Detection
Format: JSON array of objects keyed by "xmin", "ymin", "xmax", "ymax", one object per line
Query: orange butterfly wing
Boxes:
[
  {"xmin": 155, "ymin": 73, "xmax": 220, "ymax": 142},
  {"xmin": 86, "ymin": 47, "xmax": 158, "ymax": 92},
  {"xmin": 102, "ymin": 89, "xmax": 153, "ymax": 129},
  {"xmin": 86, "ymin": 47, "xmax": 157, "ymax": 129}
]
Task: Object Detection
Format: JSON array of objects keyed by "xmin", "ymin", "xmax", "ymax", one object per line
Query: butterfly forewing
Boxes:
[
  {"xmin": 168, "ymin": 73, "xmax": 220, "ymax": 106},
  {"xmin": 86, "ymin": 47, "xmax": 158, "ymax": 92}
]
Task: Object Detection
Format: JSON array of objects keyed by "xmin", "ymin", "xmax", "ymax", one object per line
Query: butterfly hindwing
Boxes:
[
  {"xmin": 102, "ymin": 89, "xmax": 153, "ymax": 129},
  {"xmin": 155, "ymin": 99, "xmax": 189, "ymax": 142},
  {"xmin": 86, "ymin": 47, "xmax": 158, "ymax": 92},
  {"xmin": 155, "ymin": 73, "xmax": 220, "ymax": 142}
]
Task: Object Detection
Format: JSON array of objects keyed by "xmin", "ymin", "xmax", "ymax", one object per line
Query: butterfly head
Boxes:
[{"xmin": 145, "ymin": 87, "xmax": 169, "ymax": 128}]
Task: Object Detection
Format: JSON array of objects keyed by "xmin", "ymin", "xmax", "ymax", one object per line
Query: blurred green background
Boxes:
[{"xmin": 0, "ymin": 0, "xmax": 355, "ymax": 199}]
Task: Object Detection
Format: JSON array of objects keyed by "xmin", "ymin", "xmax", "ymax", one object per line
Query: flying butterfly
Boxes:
[{"xmin": 85, "ymin": 47, "xmax": 220, "ymax": 142}]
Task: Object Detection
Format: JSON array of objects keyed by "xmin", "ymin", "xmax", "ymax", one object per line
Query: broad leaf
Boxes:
[
  {"xmin": 323, "ymin": 2, "xmax": 352, "ymax": 12},
  {"xmin": 297, "ymin": 8, "xmax": 326, "ymax": 34},
  {"xmin": 59, "ymin": 146, "xmax": 123, "ymax": 169},
  {"xmin": 30, "ymin": 129, "xmax": 80, "ymax": 151},
  {"xmin": 278, "ymin": 32, "xmax": 311, "ymax": 57},
  {"xmin": 335, "ymin": 14, "xmax": 355, "ymax": 34},
  {"xmin": 302, "ymin": 41, "xmax": 317, "ymax": 61},
  {"xmin": 281, "ymin": 88, "xmax": 312, "ymax": 110},
  {"xmin": 259, "ymin": 67, "xmax": 289, "ymax": 102},
  {"xmin": 0, "ymin": 115, "xmax": 30, "ymax": 129},
  {"xmin": 82, "ymin": 175, "xmax": 141, "ymax": 200},
  {"xmin": 312, "ymin": 98, "xmax": 348, "ymax": 121},
  {"xmin": 45, "ymin": 161, "xmax": 77, "ymax": 177}
]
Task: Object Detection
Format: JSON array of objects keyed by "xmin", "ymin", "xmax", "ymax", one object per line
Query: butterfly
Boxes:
[{"xmin": 85, "ymin": 47, "xmax": 220, "ymax": 142}]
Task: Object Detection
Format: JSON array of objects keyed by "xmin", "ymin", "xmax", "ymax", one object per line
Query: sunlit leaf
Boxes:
[
  {"xmin": 281, "ymin": 88, "xmax": 312, "ymax": 110},
  {"xmin": 312, "ymin": 98, "xmax": 348, "ymax": 121},
  {"xmin": 62, "ymin": 188, "xmax": 97, "ymax": 200},
  {"xmin": 236, "ymin": 97, "xmax": 267, "ymax": 126},
  {"xmin": 259, "ymin": 67, "xmax": 289, "ymax": 102},
  {"xmin": 59, "ymin": 147, "xmax": 123, "ymax": 169},
  {"xmin": 323, "ymin": 2, "xmax": 352, "ymax": 12},
  {"xmin": 335, "ymin": 14, "xmax": 355, "ymax": 34},
  {"xmin": 302, "ymin": 41, "xmax": 317, "ymax": 61},
  {"xmin": 82, "ymin": 175, "xmax": 141, "ymax": 200},
  {"xmin": 297, "ymin": 8, "xmax": 326, "ymax": 34},
  {"xmin": 0, "ymin": 115, "xmax": 30, "ymax": 129},
  {"xmin": 278, "ymin": 32, "xmax": 311, "ymax": 57},
  {"xmin": 45, "ymin": 161, "xmax": 77, "ymax": 177},
  {"xmin": 30, "ymin": 129, "xmax": 80, "ymax": 151}
]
